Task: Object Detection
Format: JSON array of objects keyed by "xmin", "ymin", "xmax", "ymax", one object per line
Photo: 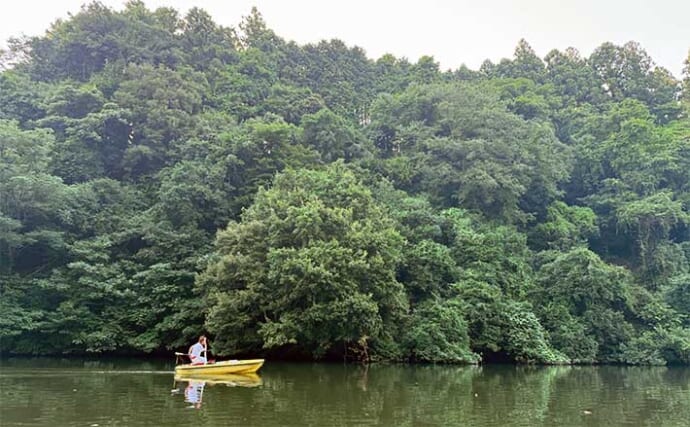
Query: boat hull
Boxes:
[{"xmin": 174, "ymin": 359, "xmax": 264, "ymax": 375}]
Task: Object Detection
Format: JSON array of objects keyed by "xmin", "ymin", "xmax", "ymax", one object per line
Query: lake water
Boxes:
[{"xmin": 0, "ymin": 358, "xmax": 688, "ymax": 426}]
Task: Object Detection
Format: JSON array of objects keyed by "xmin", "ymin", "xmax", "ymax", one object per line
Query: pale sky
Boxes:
[{"xmin": 1, "ymin": 0, "xmax": 688, "ymax": 77}]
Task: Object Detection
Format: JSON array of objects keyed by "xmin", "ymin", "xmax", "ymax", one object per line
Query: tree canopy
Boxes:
[{"xmin": 1, "ymin": 2, "xmax": 688, "ymax": 365}]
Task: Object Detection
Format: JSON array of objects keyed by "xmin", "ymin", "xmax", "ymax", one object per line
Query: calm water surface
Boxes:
[{"xmin": 0, "ymin": 358, "xmax": 688, "ymax": 426}]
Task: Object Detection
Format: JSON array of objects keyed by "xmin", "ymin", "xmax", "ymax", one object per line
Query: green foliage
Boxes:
[
  {"xmin": 529, "ymin": 201, "xmax": 598, "ymax": 251},
  {"xmin": 0, "ymin": 72, "xmax": 48, "ymax": 122},
  {"xmin": 403, "ymin": 299, "xmax": 479, "ymax": 363},
  {"xmin": 399, "ymin": 239, "xmax": 458, "ymax": 302},
  {"xmin": 445, "ymin": 209, "xmax": 534, "ymax": 299},
  {"xmin": 1, "ymin": 2, "xmax": 688, "ymax": 365},
  {"xmin": 368, "ymin": 82, "xmax": 570, "ymax": 222},
  {"xmin": 533, "ymin": 248, "xmax": 658, "ymax": 362},
  {"xmin": 263, "ymin": 84, "xmax": 324, "ymax": 125},
  {"xmin": 113, "ymin": 64, "xmax": 208, "ymax": 178},
  {"xmin": 453, "ymin": 279, "xmax": 565, "ymax": 363},
  {"xmin": 665, "ymin": 274, "xmax": 690, "ymax": 323},
  {"xmin": 590, "ymin": 42, "xmax": 680, "ymax": 122},
  {"xmin": 617, "ymin": 192, "xmax": 690, "ymax": 284},
  {"xmin": 199, "ymin": 164, "xmax": 408, "ymax": 359},
  {"xmin": 0, "ymin": 119, "xmax": 54, "ymax": 178},
  {"xmin": 301, "ymin": 109, "xmax": 370, "ymax": 162},
  {"xmin": 622, "ymin": 326, "xmax": 690, "ymax": 365}
]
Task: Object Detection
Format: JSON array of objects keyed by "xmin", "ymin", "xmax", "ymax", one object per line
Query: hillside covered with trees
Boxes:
[{"xmin": 1, "ymin": 1, "xmax": 689, "ymax": 365}]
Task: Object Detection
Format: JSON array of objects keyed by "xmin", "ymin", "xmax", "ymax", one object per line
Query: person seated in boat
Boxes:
[{"xmin": 188, "ymin": 335, "xmax": 207, "ymax": 365}]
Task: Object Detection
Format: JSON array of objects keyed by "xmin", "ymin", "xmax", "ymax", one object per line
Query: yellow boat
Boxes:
[{"xmin": 174, "ymin": 359, "xmax": 264, "ymax": 376}]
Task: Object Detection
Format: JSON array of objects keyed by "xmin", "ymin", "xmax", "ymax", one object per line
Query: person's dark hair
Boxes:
[{"xmin": 199, "ymin": 335, "xmax": 206, "ymax": 343}]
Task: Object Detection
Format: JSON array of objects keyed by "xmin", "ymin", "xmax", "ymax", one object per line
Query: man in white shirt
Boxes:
[{"xmin": 188, "ymin": 335, "xmax": 207, "ymax": 364}]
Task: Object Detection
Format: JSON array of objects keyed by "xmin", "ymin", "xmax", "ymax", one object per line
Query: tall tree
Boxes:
[{"xmin": 199, "ymin": 163, "xmax": 408, "ymax": 359}]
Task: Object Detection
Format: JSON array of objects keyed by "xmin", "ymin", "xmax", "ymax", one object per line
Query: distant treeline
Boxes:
[{"xmin": 1, "ymin": 1, "xmax": 689, "ymax": 364}]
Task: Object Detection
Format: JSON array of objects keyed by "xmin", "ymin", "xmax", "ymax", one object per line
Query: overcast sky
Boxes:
[{"xmin": 1, "ymin": 0, "xmax": 688, "ymax": 77}]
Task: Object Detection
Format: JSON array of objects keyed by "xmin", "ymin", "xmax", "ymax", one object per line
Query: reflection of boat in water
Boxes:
[
  {"xmin": 175, "ymin": 372, "xmax": 263, "ymax": 387},
  {"xmin": 174, "ymin": 359, "xmax": 264, "ymax": 376},
  {"xmin": 172, "ymin": 372, "xmax": 263, "ymax": 409}
]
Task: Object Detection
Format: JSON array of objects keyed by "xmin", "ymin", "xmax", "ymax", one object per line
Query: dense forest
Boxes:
[{"xmin": 1, "ymin": 1, "xmax": 689, "ymax": 365}]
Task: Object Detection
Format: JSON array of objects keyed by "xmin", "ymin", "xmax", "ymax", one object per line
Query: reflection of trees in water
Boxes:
[
  {"xmin": 543, "ymin": 367, "xmax": 690, "ymax": 426},
  {"xmin": 223, "ymin": 363, "xmax": 482, "ymax": 425},
  {"xmin": 468, "ymin": 365, "xmax": 572, "ymax": 425},
  {"xmin": 2, "ymin": 361, "xmax": 689, "ymax": 426},
  {"xmin": 242, "ymin": 364, "xmax": 566, "ymax": 425},
  {"xmin": 249, "ymin": 364, "xmax": 690, "ymax": 426},
  {"xmin": 0, "ymin": 358, "xmax": 218, "ymax": 425},
  {"xmin": 2, "ymin": 367, "xmax": 182, "ymax": 425}
]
